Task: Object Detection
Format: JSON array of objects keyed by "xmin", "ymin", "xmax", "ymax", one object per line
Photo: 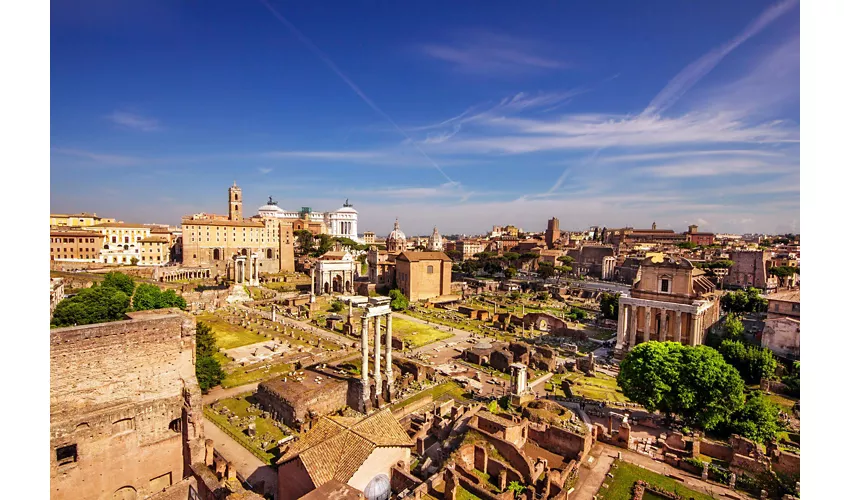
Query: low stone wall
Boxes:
[
  {"xmin": 528, "ymin": 422, "xmax": 591, "ymax": 461},
  {"xmin": 772, "ymin": 450, "xmax": 800, "ymax": 477},
  {"xmin": 700, "ymin": 439, "xmax": 735, "ymax": 462}
]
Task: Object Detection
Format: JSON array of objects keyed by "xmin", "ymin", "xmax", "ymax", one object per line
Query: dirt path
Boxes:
[
  {"xmin": 203, "ymin": 417, "xmax": 278, "ymax": 497},
  {"xmin": 203, "ymin": 383, "xmax": 259, "ymax": 405}
]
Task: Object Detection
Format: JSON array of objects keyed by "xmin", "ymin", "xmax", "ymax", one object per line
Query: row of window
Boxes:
[
  {"xmin": 51, "ymin": 237, "xmax": 98, "ymax": 243},
  {"xmin": 51, "ymin": 248, "xmax": 98, "ymax": 252},
  {"xmin": 140, "ymin": 256, "xmax": 162, "ymax": 261}
]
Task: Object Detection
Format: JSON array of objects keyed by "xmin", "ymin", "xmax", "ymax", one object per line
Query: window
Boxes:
[
  {"xmin": 791, "ymin": 303, "xmax": 800, "ymax": 312},
  {"xmin": 169, "ymin": 418, "xmax": 182, "ymax": 433},
  {"xmin": 660, "ymin": 278, "xmax": 670, "ymax": 293},
  {"xmin": 427, "ymin": 265, "xmax": 434, "ymax": 274},
  {"xmin": 124, "ymin": 237, "xmax": 129, "ymax": 244},
  {"xmin": 56, "ymin": 444, "xmax": 77, "ymax": 465}
]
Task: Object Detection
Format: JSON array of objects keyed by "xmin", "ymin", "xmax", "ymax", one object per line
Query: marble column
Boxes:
[
  {"xmin": 629, "ymin": 305, "xmax": 637, "ymax": 347},
  {"xmin": 360, "ymin": 316, "xmax": 370, "ymax": 384},
  {"xmin": 689, "ymin": 315, "xmax": 698, "ymax": 346},
  {"xmin": 616, "ymin": 302, "xmax": 627, "ymax": 348},
  {"xmin": 374, "ymin": 315, "xmax": 382, "ymax": 398},
  {"xmin": 660, "ymin": 309, "xmax": 668, "ymax": 341},
  {"xmin": 674, "ymin": 311, "xmax": 682, "ymax": 343},
  {"xmin": 644, "ymin": 306, "xmax": 652, "ymax": 344},
  {"xmin": 385, "ymin": 314, "xmax": 393, "ymax": 380}
]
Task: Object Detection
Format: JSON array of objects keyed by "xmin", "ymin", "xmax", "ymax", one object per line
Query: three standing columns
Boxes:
[{"xmin": 359, "ymin": 312, "xmax": 395, "ymax": 409}]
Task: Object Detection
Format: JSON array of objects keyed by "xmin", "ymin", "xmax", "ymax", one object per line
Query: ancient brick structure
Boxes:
[
  {"xmin": 50, "ymin": 310, "xmax": 206, "ymax": 500},
  {"xmin": 255, "ymin": 368, "xmax": 350, "ymax": 431}
]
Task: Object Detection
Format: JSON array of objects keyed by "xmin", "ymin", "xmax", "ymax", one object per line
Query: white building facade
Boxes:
[{"xmin": 257, "ymin": 198, "xmax": 361, "ymax": 242}]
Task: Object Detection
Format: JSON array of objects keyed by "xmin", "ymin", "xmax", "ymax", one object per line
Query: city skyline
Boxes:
[{"xmin": 51, "ymin": 0, "xmax": 799, "ymax": 235}]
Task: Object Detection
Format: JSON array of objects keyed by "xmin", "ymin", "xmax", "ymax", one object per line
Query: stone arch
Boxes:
[
  {"xmin": 536, "ymin": 318, "xmax": 549, "ymax": 331},
  {"xmin": 324, "ymin": 282, "xmax": 330, "ymax": 294},
  {"xmin": 75, "ymin": 422, "xmax": 90, "ymax": 432},
  {"xmin": 345, "ymin": 280, "xmax": 351, "ymax": 293},
  {"xmin": 112, "ymin": 486, "xmax": 137, "ymax": 500},
  {"xmin": 241, "ymin": 248, "xmax": 248, "ymax": 256},
  {"xmin": 213, "ymin": 248, "xmax": 222, "ymax": 260},
  {"xmin": 332, "ymin": 274, "xmax": 342, "ymax": 293}
]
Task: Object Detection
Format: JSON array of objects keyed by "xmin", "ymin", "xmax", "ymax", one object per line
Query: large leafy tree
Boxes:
[
  {"xmin": 618, "ymin": 342, "xmax": 745, "ymax": 430},
  {"xmin": 721, "ymin": 287, "xmax": 768, "ymax": 314},
  {"xmin": 718, "ymin": 339, "xmax": 778, "ymax": 384},
  {"xmin": 102, "ymin": 271, "xmax": 136, "ymax": 296},
  {"xmin": 537, "ymin": 261, "xmax": 556, "ymax": 279},
  {"xmin": 722, "ymin": 314, "xmax": 745, "ymax": 341},
  {"xmin": 51, "ymin": 285, "xmax": 131, "ymax": 327},
  {"xmin": 133, "ymin": 284, "xmax": 187, "ymax": 311},
  {"xmin": 195, "ymin": 322, "xmax": 224, "ymax": 392},
  {"xmin": 727, "ymin": 392, "xmax": 780, "ymax": 444}
]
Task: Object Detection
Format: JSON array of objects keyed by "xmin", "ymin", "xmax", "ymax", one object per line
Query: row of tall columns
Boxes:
[
  {"xmin": 360, "ymin": 313, "xmax": 394, "ymax": 410},
  {"xmin": 160, "ymin": 269, "xmax": 211, "ymax": 282},
  {"xmin": 621, "ymin": 303, "xmax": 697, "ymax": 350}
]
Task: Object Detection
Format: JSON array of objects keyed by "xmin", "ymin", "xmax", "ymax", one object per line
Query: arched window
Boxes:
[{"xmin": 266, "ymin": 248, "xmax": 273, "ymax": 259}]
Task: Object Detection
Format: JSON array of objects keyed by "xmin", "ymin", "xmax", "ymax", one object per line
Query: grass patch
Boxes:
[
  {"xmin": 560, "ymin": 371, "xmax": 629, "ymax": 403},
  {"xmin": 767, "ymin": 392, "xmax": 798, "ymax": 412},
  {"xmin": 392, "ymin": 316, "xmax": 454, "ymax": 349},
  {"xmin": 262, "ymin": 281, "xmax": 297, "ymax": 292},
  {"xmin": 456, "ymin": 485, "xmax": 484, "ymax": 500},
  {"xmin": 197, "ymin": 312, "xmax": 267, "ymax": 349},
  {"xmin": 221, "ymin": 361, "xmax": 293, "ymax": 389},
  {"xmin": 204, "ymin": 393, "xmax": 292, "ymax": 465},
  {"xmin": 391, "ymin": 380, "xmax": 469, "ymax": 411},
  {"xmin": 597, "ymin": 460, "xmax": 715, "ymax": 500}
]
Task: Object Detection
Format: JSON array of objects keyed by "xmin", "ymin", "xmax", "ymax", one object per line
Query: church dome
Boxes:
[
  {"xmin": 363, "ymin": 474, "xmax": 391, "ymax": 500},
  {"xmin": 387, "ymin": 219, "xmax": 406, "ymax": 242},
  {"xmin": 258, "ymin": 196, "xmax": 284, "ymax": 213}
]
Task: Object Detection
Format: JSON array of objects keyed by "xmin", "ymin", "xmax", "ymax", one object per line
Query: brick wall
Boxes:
[
  {"xmin": 527, "ymin": 424, "xmax": 591, "ymax": 461},
  {"xmin": 50, "ymin": 311, "xmax": 204, "ymax": 500}
]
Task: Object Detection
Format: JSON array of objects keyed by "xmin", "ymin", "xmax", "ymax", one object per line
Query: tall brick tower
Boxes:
[
  {"xmin": 229, "ymin": 181, "xmax": 243, "ymax": 221},
  {"xmin": 545, "ymin": 217, "xmax": 561, "ymax": 249}
]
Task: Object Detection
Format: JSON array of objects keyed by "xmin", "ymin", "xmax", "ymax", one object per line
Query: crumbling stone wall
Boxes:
[
  {"xmin": 527, "ymin": 423, "xmax": 591, "ymax": 461},
  {"xmin": 50, "ymin": 311, "xmax": 205, "ymax": 500}
]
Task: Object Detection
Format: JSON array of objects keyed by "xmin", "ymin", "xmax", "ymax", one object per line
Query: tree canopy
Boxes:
[
  {"xmin": 388, "ymin": 289, "xmax": 409, "ymax": 311},
  {"xmin": 768, "ymin": 265, "xmax": 799, "ymax": 278},
  {"xmin": 51, "ymin": 284, "xmax": 131, "ymax": 327},
  {"xmin": 536, "ymin": 261, "xmax": 555, "ymax": 279},
  {"xmin": 599, "ymin": 292, "xmax": 620, "ymax": 320},
  {"xmin": 103, "ymin": 271, "xmax": 136, "ymax": 296},
  {"xmin": 721, "ymin": 288, "xmax": 768, "ymax": 314},
  {"xmin": 195, "ymin": 320, "xmax": 225, "ymax": 392},
  {"xmin": 718, "ymin": 339, "xmax": 777, "ymax": 384},
  {"xmin": 726, "ymin": 392, "xmax": 780, "ymax": 444},
  {"xmin": 617, "ymin": 342, "xmax": 745, "ymax": 430},
  {"xmin": 132, "ymin": 283, "xmax": 187, "ymax": 311}
]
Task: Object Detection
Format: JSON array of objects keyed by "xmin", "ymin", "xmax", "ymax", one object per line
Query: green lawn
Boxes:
[
  {"xmin": 221, "ymin": 361, "xmax": 293, "ymax": 389},
  {"xmin": 767, "ymin": 392, "xmax": 798, "ymax": 412},
  {"xmin": 456, "ymin": 486, "xmax": 484, "ymax": 500},
  {"xmin": 391, "ymin": 380, "xmax": 469, "ymax": 411},
  {"xmin": 204, "ymin": 393, "xmax": 292, "ymax": 464},
  {"xmin": 197, "ymin": 312, "xmax": 267, "ymax": 349},
  {"xmin": 596, "ymin": 461, "xmax": 716, "ymax": 500},
  {"xmin": 392, "ymin": 316, "xmax": 454, "ymax": 349},
  {"xmin": 558, "ymin": 372, "xmax": 630, "ymax": 403}
]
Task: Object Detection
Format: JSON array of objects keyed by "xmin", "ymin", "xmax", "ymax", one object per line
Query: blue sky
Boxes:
[{"xmin": 50, "ymin": 0, "xmax": 800, "ymax": 236}]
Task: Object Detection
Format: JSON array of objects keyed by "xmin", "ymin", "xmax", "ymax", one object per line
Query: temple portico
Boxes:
[
  {"xmin": 155, "ymin": 267, "xmax": 212, "ymax": 282},
  {"xmin": 233, "ymin": 254, "xmax": 259, "ymax": 286},
  {"xmin": 356, "ymin": 296, "xmax": 394, "ymax": 412}
]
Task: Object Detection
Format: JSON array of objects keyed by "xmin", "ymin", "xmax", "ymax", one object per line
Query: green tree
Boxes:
[
  {"xmin": 536, "ymin": 292, "xmax": 550, "ymax": 301},
  {"xmin": 132, "ymin": 283, "xmax": 162, "ymax": 311},
  {"xmin": 294, "ymin": 229, "xmax": 315, "ymax": 254},
  {"xmin": 677, "ymin": 241, "xmax": 698, "ymax": 250},
  {"xmin": 330, "ymin": 301, "xmax": 345, "ymax": 313},
  {"xmin": 599, "ymin": 292, "xmax": 620, "ymax": 320},
  {"xmin": 312, "ymin": 233, "xmax": 335, "ymax": 257},
  {"xmin": 537, "ymin": 261, "xmax": 555, "ymax": 280},
  {"xmin": 555, "ymin": 265, "xmax": 573, "ymax": 283},
  {"xmin": 509, "ymin": 290, "xmax": 522, "ymax": 300},
  {"xmin": 728, "ymin": 392, "xmax": 780, "ymax": 444},
  {"xmin": 51, "ymin": 285, "xmax": 131, "ymax": 327},
  {"xmin": 507, "ymin": 481, "xmax": 527, "ymax": 497},
  {"xmin": 618, "ymin": 342, "xmax": 745, "ymax": 430},
  {"xmin": 160, "ymin": 289, "xmax": 187, "ymax": 309},
  {"xmin": 721, "ymin": 288, "xmax": 767, "ymax": 314},
  {"xmin": 782, "ymin": 360, "xmax": 800, "ymax": 397},
  {"xmin": 445, "ymin": 249, "xmax": 462, "ymax": 261},
  {"xmin": 719, "ymin": 339, "xmax": 777, "ymax": 384},
  {"xmin": 102, "ymin": 271, "xmax": 136, "ymax": 296},
  {"xmin": 504, "ymin": 267, "xmax": 518, "ymax": 279},
  {"xmin": 195, "ymin": 322, "xmax": 224, "ymax": 392},
  {"xmin": 389, "ymin": 289, "xmax": 409, "ymax": 310},
  {"xmin": 722, "ymin": 314, "xmax": 745, "ymax": 341}
]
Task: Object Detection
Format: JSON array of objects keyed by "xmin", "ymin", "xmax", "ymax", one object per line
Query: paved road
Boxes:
[{"xmin": 203, "ymin": 417, "xmax": 278, "ymax": 497}]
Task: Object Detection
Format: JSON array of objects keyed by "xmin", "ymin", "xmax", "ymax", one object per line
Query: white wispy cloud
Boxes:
[
  {"xmin": 51, "ymin": 147, "xmax": 146, "ymax": 166},
  {"xmin": 420, "ymin": 30, "xmax": 567, "ymax": 75},
  {"xmin": 596, "ymin": 149, "xmax": 784, "ymax": 164},
  {"xmin": 642, "ymin": 0, "xmax": 798, "ymax": 117},
  {"xmin": 637, "ymin": 159, "xmax": 795, "ymax": 178},
  {"xmin": 106, "ymin": 111, "xmax": 161, "ymax": 131},
  {"xmin": 258, "ymin": 167, "xmax": 273, "ymax": 175}
]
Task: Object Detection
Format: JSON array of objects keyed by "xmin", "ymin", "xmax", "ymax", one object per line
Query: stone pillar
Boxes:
[
  {"xmin": 385, "ymin": 313, "xmax": 394, "ymax": 399},
  {"xmin": 374, "ymin": 314, "xmax": 382, "ymax": 404},
  {"xmin": 226, "ymin": 461, "xmax": 237, "ymax": 481},
  {"xmin": 205, "ymin": 439, "xmax": 214, "ymax": 467},
  {"xmin": 674, "ymin": 311, "xmax": 682, "ymax": 343},
  {"xmin": 660, "ymin": 309, "xmax": 668, "ymax": 341},
  {"xmin": 643, "ymin": 306, "xmax": 652, "ymax": 343},
  {"xmin": 615, "ymin": 302, "xmax": 627, "ymax": 349},
  {"xmin": 689, "ymin": 315, "xmax": 698, "ymax": 346},
  {"xmin": 360, "ymin": 315, "xmax": 370, "ymax": 389},
  {"xmin": 629, "ymin": 305, "xmax": 637, "ymax": 347},
  {"xmin": 310, "ymin": 267, "xmax": 315, "ymax": 295}
]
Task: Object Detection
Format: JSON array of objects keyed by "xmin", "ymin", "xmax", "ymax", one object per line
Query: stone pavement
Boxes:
[{"xmin": 203, "ymin": 416, "xmax": 278, "ymax": 497}]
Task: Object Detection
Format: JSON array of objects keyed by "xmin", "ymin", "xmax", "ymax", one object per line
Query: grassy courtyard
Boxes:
[
  {"xmin": 197, "ymin": 312, "xmax": 267, "ymax": 349},
  {"xmin": 203, "ymin": 393, "xmax": 293, "ymax": 464},
  {"xmin": 596, "ymin": 460, "xmax": 715, "ymax": 500},
  {"xmin": 391, "ymin": 380, "xmax": 470, "ymax": 411},
  {"xmin": 392, "ymin": 316, "xmax": 454, "ymax": 349},
  {"xmin": 221, "ymin": 361, "xmax": 293, "ymax": 389},
  {"xmin": 548, "ymin": 372, "xmax": 630, "ymax": 403}
]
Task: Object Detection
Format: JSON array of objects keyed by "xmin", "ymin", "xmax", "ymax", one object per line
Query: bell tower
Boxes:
[{"xmin": 229, "ymin": 181, "xmax": 243, "ymax": 221}]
